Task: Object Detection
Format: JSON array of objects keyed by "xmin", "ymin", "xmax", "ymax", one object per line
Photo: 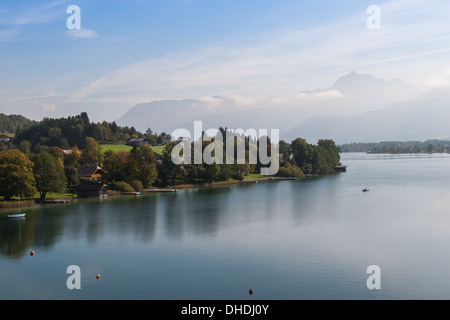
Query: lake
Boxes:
[{"xmin": 2, "ymin": 152, "xmax": 450, "ymax": 300}]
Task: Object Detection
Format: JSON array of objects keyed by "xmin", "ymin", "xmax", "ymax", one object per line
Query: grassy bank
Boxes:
[
  {"xmin": 244, "ymin": 173, "xmax": 268, "ymax": 180},
  {"xmin": 151, "ymin": 146, "xmax": 165, "ymax": 155},
  {"xmin": 0, "ymin": 199, "xmax": 35, "ymax": 209},
  {"xmin": 100, "ymin": 144, "xmax": 165, "ymax": 155},
  {"xmin": 167, "ymin": 179, "xmax": 241, "ymax": 190},
  {"xmin": 101, "ymin": 144, "xmax": 133, "ymax": 152}
]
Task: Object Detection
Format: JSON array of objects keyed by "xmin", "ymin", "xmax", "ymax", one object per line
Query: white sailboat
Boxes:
[{"xmin": 8, "ymin": 195, "xmax": 26, "ymax": 218}]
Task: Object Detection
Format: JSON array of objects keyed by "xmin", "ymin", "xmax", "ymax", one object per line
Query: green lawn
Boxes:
[
  {"xmin": 101, "ymin": 144, "xmax": 133, "ymax": 152},
  {"xmin": 244, "ymin": 173, "xmax": 268, "ymax": 180},
  {"xmin": 101, "ymin": 144, "xmax": 165, "ymax": 155},
  {"xmin": 35, "ymin": 192, "xmax": 75, "ymax": 199},
  {"xmin": 151, "ymin": 146, "xmax": 165, "ymax": 155},
  {"xmin": 2, "ymin": 192, "xmax": 74, "ymax": 201}
]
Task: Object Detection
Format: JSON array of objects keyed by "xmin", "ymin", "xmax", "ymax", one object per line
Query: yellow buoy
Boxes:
[{"xmin": 96, "ymin": 274, "xmax": 101, "ymax": 279}]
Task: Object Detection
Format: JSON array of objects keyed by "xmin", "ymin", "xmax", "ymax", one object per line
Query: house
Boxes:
[
  {"xmin": 77, "ymin": 165, "xmax": 107, "ymax": 182},
  {"xmin": 75, "ymin": 183, "xmax": 109, "ymax": 198},
  {"xmin": 127, "ymin": 138, "xmax": 147, "ymax": 146},
  {"xmin": 175, "ymin": 137, "xmax": 190, "ymax": 143},
  {"xmin": 163, "ymin": 135, "xmax": 173, "ymax": 145},
  {"xmin": 0, "ymin": 134, "xmax": 13, "ymax": 143},
  {"xmin": 62, "ymin": 149, "xmax": 73, "ymax": 156},
  {"xmin": 154, "ymin": 153, "xmax": 163, "ymax": 165}
]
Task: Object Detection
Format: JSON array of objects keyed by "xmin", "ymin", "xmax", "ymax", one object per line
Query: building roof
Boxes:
[
  {"xmin": 75, "ymin": 183, "xmax": 109, "ymax": 191},
  {"xmin": 62, "ymin": 149, "xmax": 73, "ymax": 155},
  {"xmin": 77, "ymin": 165, "xmax": 106, "ymax": 177}
]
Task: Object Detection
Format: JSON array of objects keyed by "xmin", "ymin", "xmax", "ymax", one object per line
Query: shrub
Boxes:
[
  {"xmin": 110, "ymin": 181, "xmax": 134, "ymax": 192},
  {"xmin": 129, "ymin": 179, "xmax": 143, "ymax": 191},
  {"xmin": 276, "ymin": 163, "xmax": 304, "ymax": 178}
]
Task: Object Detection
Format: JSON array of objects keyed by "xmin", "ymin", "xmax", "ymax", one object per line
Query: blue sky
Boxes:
[{"xmin": 1, "ymin": 0, "xmax": 450, "ymax": 122}]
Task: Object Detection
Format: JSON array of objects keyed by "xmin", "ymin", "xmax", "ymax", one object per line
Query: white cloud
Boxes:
[
  {"xmin": 1, "ymin": 0, "xmax": 66, "ymax": 26},
  {"xmin": 425, "ymin": 67, "xmax": 450, "ymax": 88},
  {"xmin": 65, "ymin": 0, "xmax": 450, "ymax": 107},
  {"xmin": 65, "ymin": 29, "xmax": 99, "ymax": 39},
  {"xmin": 32, "ymin": 99, "xmax": 57, "ymax": 112},
  {"xmin": 41, "ymin": 103, "xmax": 57, "ymax": 112},
  {"xmin": 10, "ymin": 0, "xmax": 447, "ymax": 124}
]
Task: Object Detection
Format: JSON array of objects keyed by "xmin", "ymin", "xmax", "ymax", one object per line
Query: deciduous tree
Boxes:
[
  {"xmin": 0, "ymin": 149, "xmax": 37, "ymax": 200},
  {"xmin": 31, "ymin": 152, "xmax": 67, "ymax": 201}
]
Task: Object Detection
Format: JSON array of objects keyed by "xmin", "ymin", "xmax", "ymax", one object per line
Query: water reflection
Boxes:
[
  {"xmin": 0, "ymin": 164, "xmax": 375, "ymax": 260},
  {"xmin": 163, "ymin": 187, "xmax": 232, "ymax": 239},
  {"xmin": 0, "ymin": 217, "xmax": 34, "ymax": 259},
  {"xmin": 1, "ymin": 181, "xmax": 317, "ymax": 259},
  {"xmin": 3, "ymin": 153, "xmax": 450, "ymax": 299}
]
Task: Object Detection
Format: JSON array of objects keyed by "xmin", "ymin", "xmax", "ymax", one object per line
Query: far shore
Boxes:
[{"xmin": 0, "ymin": 176, "xmax": 303, "ymax": 211}]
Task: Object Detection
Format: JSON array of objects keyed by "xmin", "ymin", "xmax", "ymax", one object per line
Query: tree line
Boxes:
[
  {"xmin": 156, "ymin": 132, "xmax": 341, "ymax": 187},
  {"xmin": 0, "ymin": 113, "xmax": 342, "ymax": 201},
  {"xmin": 0, "ymin": 113, "xmax": 35, "ymax": 134},
  {"xmin": 8, "ymin": 112, "xmax": 170, "ymax": 152},
  {"xmin": 0, "ymin": 136, "xmax": 158, "ymax": 201},
  {"xmin": 340, "ymin": 140, "xmax": 450, "ymax": 154}
]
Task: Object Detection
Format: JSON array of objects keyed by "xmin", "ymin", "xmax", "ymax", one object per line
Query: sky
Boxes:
[{"xmin": 1, "ymin": 0, "xmax": 450, "ymax": 123}]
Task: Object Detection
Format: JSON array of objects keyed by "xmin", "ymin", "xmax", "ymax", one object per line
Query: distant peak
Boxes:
[
  {"xmin": 339, "ymin": 71, "xmax": 372, "ymax": 80},
  {"xmin": 332, "ymin": 71, "xmax": 385, "ymax": 92},
  {"xmin": 347, "ymin": 70, "xmax": 359, "ymax": 76}
]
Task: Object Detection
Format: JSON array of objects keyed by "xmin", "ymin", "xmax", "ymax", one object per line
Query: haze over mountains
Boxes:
[{"xmin": 116, "ymin": 71, "xmax": 450, "ymax": 144}]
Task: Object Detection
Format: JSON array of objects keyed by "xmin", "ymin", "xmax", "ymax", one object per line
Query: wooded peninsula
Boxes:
[
  {"xmin": 0, "ymin": 112, "xmax": 342, "ymax": 205},
  {"xmin": 341, "ymin": 140, "xmax": 450, "ymax": 154}
]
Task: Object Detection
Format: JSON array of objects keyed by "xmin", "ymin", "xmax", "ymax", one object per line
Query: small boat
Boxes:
[
  {"xmin": 8, "ymin": 194, "xmax": 27, "ymax": 218},
  {"xmin": 8, "ymin": 213, "xmax": 26, "ymax": 218},
  {"xmin": 362, "ymin": 188, "xmax": 369, "ymax": 192}
]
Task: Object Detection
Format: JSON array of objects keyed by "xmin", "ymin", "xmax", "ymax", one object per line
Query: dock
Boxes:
[
  {"xmin": 43, "ymin": 199, "xmax": 72, "ymax": 204},
  {"xmin": 142, "ymin": 189, "xmax": 178, "ymax": 193},
  {"xmin": 334, "ymin": 165, "xmax": 347, "ymax": 172},
  {"xmin": 240, "ymin": 176, "xmax": 298, "ymax": 183},
  {"xmin": 121, "ymin": 191, "xmax": 144, "ymax": 196}
]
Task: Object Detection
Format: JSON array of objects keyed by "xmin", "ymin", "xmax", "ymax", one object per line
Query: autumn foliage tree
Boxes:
[{"xmin": 0, "ymin": 149, "xmax": 37, "ymax": 200}]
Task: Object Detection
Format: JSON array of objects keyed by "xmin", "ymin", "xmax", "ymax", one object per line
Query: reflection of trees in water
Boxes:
[
  {"xmin": 106, "ymin": 196, "xmax": 158, "ymax": 243},
  {"xmin": 0, "ymin": 181, "xmax": 323, "ymax": 260},
  {"xmin": 55, "ymin": 197, "xmax": 159, "ymax": 244},
  {"xmin": 32, "ymin": 206, "xmax": 66, "ymax": 250},
  {"xmin": 0, "ymin": 196, "xmax": 160, "ymax": 259},
  {"xmin": 0, "ymin": 215, "xmax": 36, "ymax": 259},
  {"xmin": 162, "ymin": 187, "xmax": 233, "ymax": 239}
]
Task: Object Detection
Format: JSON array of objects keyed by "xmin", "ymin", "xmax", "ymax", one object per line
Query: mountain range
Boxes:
[{"xmin": 115, "ymin": 71, "xmax": 449, "ymax": 144}]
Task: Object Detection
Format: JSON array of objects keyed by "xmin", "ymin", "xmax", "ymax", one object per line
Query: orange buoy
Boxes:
[
  {"xmin": 249, "ymin": 289, "xmax": 254, "ymax": 295},
  {"xmin": 96, "ymin": 274, "xmax": 101, "ymax": 279},
  {"xmin": 30, "ymin": 250, "xmax": 35, "ymax": 256}
]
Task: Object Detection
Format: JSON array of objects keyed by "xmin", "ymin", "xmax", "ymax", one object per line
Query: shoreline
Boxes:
[{"xmin": 0, "ymin": 175, "xmax": 318, "ymax": 211}]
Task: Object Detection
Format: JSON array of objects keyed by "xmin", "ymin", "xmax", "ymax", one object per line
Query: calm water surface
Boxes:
[{"xmin": 2, "ymin": 153, "xmax": 450, "ymax": 300}]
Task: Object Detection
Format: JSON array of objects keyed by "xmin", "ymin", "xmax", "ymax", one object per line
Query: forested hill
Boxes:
[
  {"xmin": 341, "ymin": 140, "xmax": 450, "ymax": 153},
  {"xmin": 14, "ymin": 112, "xmax": 142, "ymax": 149},
  {"xmin": 0, "ymin": 113, "xmax": 36, "ymax": 133}
]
